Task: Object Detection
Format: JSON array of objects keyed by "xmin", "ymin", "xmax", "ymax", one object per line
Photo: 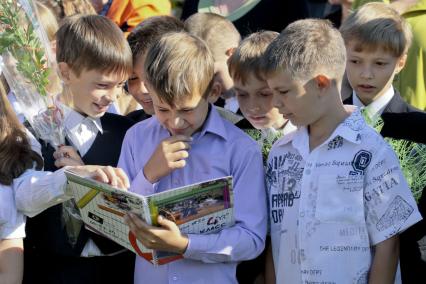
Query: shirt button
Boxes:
[
  {"xmin": 300, "ymin": 212, "xmax": 305, "ymax": 217},
  {"xmin": 172, "ymin": 276, "xmax": 178, "ymax": 281}
]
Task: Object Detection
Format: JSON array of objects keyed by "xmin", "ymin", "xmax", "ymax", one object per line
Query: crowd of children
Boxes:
[{"xmin": 1, "ymin": 1, "xmax": 426, "ymax": 284}]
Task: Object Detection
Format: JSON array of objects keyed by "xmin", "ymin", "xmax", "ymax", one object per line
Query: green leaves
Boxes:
[{"xmin": 0, "ymin": 0, "xmax": 50, "ymax": 97}]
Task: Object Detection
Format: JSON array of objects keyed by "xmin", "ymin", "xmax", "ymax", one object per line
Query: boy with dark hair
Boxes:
[
  {"xmin": 126, "ymin": 15, "xmax": 185, "ymax": 123},
  {"xmin": 262, "ymin": 18, "xmax": 421, "ymax": 283},
  {"xmin": 119, "ymin": 31, "xmax": 267, "ymax": 283},
  {"xmin": 23, "ymin": 14, "xmax": 135, "ymax": 284}
]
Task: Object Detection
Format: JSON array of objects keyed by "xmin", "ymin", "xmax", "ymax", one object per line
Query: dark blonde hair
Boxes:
[
  {"xmin": 0, "ymin": 76, "xmax": 43, "ymax": 186},
  {"xmin": 184, "ymin": 12, "xmax": 240, "ymax": 62},
  {"xmin": 228, "ymin": 31, "xmax": 278, "ymax": 85},
  {"xmin": 35, "ymin": 1, "xmax": 59, "ymax": 42},
  {"xmin": 144, "ymin": 31, "xmax": 214, "ymax": 106},
  {"xmin": 56, "ymin": 14, "xmax": 132, "ymax": 77},
  {"xmin": 38, "ymin": 0, "xmax": 96, "ymax": 22},
  {"xmin": 340, "ymin": 2, "xmax": 412, "ymax": 57},
  {"xmin": 262, "ymin": 19, "xmax": 346, "ymax": 82}
]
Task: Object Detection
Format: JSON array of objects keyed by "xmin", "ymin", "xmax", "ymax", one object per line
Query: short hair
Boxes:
[
  {"xmin": 184, "ymin": 12, "xmax": 241, "ymax": 62},
  {"xmin": 262, "ymin": 19, "xmax": 346, "ymax": 82},
  {"xmin": 228, "ymin": 31, "xmax": 278, "ymax": 85},
  {"xmin": 35, "ymin": 1, "xmax": 59, "ymax": 42},
  {"xmin": 38, "ymin": 0, "xmax": 96, "ymax": 21},
  {"xmin": 339, "ymin": 2, "xmax": 412, "ymax": 57},
  {"xmin": 56, "ymin": 14, "xmax": 132, "ymax": 77},
  {"xmin": 144, "ymin": 32, "xmax": 214, "ymax": 106},
  {"xmin": 127, "ymin": 16, "xmax": 184, "ymax": 62}
]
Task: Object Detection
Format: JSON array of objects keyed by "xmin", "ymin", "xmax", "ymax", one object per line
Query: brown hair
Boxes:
[
  {"xmin": 0, "ymin": 77, "xmax": 43, "ymax": 186},
  {"xmin": 128, "ymin": 16, "xmax": 184, "ymax": 62},
  {"xmin": 37, "ymin": 0, "xmax": 96, "ymax": 22},
  {"xmin": 144, "ymin": 31, "xmax": 214, "ymax": 106},
  {"xmin": 262, "ymin": 19, "xmax": 346, "ymax": 82},
  {"xmin": 184, "ymin": 12, "xmax": 240, "ymax": 62},
  {"xmin": 56, "ymin": 14, "xmax": 132, "ymax": 77},
  {"xmin": 339, "ymin": 2, "xmax": 412, "ymax": 57},
  {"xmin": 228, "ymin": 31, "xmax": 278, "ymax": 85}
]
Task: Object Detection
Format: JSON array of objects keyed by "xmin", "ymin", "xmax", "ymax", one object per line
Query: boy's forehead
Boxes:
[
  {"xmin": 346, "ymin": 40, "xmax": 395, "ymax": 57},
  {"xmin": 82, "ymin": 68, "xmax": 128, "ymax": 81},
  {"xmin": 153, "ymin": 92, "xmax": 205, "ymax": 109}
]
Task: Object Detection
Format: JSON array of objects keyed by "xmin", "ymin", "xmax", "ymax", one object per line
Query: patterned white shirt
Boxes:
[{"xmin": 267, "ymin": 107, "xmax": 421, "ymax": 284}]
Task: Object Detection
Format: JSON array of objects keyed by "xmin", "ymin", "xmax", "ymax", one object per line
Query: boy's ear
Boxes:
[
  {"xmin": 395, "ymin": 54, "xmax": 407, "ymax": 74},
  {"xmin": 207, "ymin": 81, "xmax": 222, "ymax": 104},
  {"xmin": 225, "ymin": 47, "xmax": 236, "ymax": 58},
  {"xmin": 314, "ymin": 74, "xmax": 331, "ymax": 90},
  {"xmin": 58, "ymin": 62, "xmax": 72, "ymax": 83}
]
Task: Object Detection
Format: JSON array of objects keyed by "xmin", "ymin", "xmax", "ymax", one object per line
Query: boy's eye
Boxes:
[
  {"xmin": 128, "ymin": 77, "xmax": 138, "ymax": 81},
  {"xmin": 157, "ymin": 108, "xmax": 169, "ymax": 112},
  {"xmin": 376, "ymin": 61, "xmax": 388, "ymax": 66},
  {"xmin": 235, "ymin": 91, "xmax": 247, "ymax": 98},
  {"xmin": 96, "ymin": 83, "xmax": 109, "ymax": 89},
  {"xmin": 278, "ymin": 90, "xmax": 289, "ymax": 95},
  {"xmin": 349, "ymin": 59, "xmax": 360, "ymax": 64},
  {"xmin": 259, "ymin": 92, "xmax": 271, "ymax": 97}
]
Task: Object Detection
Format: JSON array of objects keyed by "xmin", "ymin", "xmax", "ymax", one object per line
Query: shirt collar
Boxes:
[
  {"xmin": 62, "ymin": 104, "xmax": 103, "ymax": 134},
  {"xmin": 276, "ymin": 106, "xmax": 366, "ymax": 158},
  {"xmin": 197, "ymin": 104, "xmax": 228, "ymax": 141},
  {"xmin": 352, "ymin": 86, "xmax": 394, "ymax": 119}
]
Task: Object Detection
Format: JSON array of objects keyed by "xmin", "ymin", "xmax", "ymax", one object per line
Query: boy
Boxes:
[
  {"xmin": 184, "ymin": 12, "xmax": 241, "ymax": 113},
  {"xmin": 228, "ymin": 31, "xmax": 296, "ymax": 161},
  {"xmin": 24, "ymin": 15, "xmax": 135, "ymax": 284},
  {"xmin": 227, "ymin": 30, "xmax": 296, "ymax": 284},
  {"xmin": 339, "ymin": 3, "xmax": 426, "ymax": 282},
  {"xmin": 118, "ymin": 31, "xmax": 267, "ymax": 283},
  {"xmin": 126, "ymin": 15, "xmax": 184, "ymax": 123},
  {"xmin": 263, "ymin": 19, "xmax": 421, "ymax": 283}
]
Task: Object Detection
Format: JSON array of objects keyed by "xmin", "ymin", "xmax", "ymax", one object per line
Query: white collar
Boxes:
[
  {"xmin": 352, "ymin": 87, "xmax": 394, "ymax": 119},
  {"xmin": 62, "ymin": 104, "xmax": 103, "ymax": 134}
]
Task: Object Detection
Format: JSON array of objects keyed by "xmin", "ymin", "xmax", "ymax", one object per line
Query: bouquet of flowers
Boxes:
[
  {"xmin": 0, "ymin": 0, "xmax": 65, "ymax": 148},
  {"xmin": 0, "ymin": 0, "xmax": 84, "ymax": 248}
]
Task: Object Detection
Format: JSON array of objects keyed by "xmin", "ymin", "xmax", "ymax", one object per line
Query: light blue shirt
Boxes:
[{"xmin": 118, "ymin": 105, "xmax": 267, "ymax": 284}]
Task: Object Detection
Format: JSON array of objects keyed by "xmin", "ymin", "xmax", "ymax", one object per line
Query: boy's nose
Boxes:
[
  {"xmin": 360, "ymin": 66, "xmax": 374, "ymax": 79},
  {"xmin": 172, "ymin": 116, "xmax": 185, "ymax": 128},
  {"xmin": 272, "ymin": 94, "xmax": 283, "ymax": 108}
]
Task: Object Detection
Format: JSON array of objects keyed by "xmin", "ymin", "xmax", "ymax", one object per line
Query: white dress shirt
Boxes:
[{"xmin": 352, "ymin": 86, "xmax": 395, "ymax": 121}]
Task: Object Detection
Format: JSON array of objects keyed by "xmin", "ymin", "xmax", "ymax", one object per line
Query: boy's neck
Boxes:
[{"xmin": 308, "ymin": 102, "xmax": 349, "ymax": 152}]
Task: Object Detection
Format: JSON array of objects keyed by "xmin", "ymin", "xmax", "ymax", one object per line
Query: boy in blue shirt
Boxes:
[{"xmin": 119, "ymin": 31, "xmax": 267, "ymax": 284}]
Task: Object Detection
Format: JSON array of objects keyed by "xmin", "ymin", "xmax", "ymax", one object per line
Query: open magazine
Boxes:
[{"xmin": 65, "ymin": 171, "xmax": 234, "ymax": 265}]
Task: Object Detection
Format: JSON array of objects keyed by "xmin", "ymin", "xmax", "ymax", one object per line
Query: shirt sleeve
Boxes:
[
  {"xmin": 14, "ymin": 168, "xmax": 72, "ymax": 218},
  {"xmin": 183, "ymin": 141, "xmax": 267, "ymax": 263},
  {"xmin": 0, "ymin": 186, "xmax": 25, "ymax": 240},
  {"xmin": 118, "ymin": 128, "xmax": 138, "ymax": 181},
  {"xmin": 364, "ymin": 143, "xmax": 422, "ymax": 246}
]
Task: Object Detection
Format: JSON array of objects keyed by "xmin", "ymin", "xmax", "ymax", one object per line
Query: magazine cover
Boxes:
[{"xmin": 65, "ymin": 171, "xmax": 234, "ymax": 265}]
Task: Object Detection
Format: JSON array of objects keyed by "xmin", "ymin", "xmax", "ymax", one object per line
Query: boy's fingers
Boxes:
[
  {"xmin": 93, "ymin": 168, "xmax": 109, "ymax": 184},
  {"xmin": 54, "ymin": 157, "xmax": 83, "ymax": 168},
  {"xmin": 103, "ymin": 166, "xmax": 118, "ymax": 187},
  {"xmin": 115, "ymin": 168, "xmax": 130, "ymax": 189},
  {"xmin": 157, "ymin": 215, "xmax": 176, "ymax": 231},
  {"xmin": 169, "ymin": 141, "xmax": 191, "ymax": 152},
  {"xmin": 167, "ymin": 135, "xmax": 192, "ymax": 144},
  {"xmin": 170, "ymin": 150, "xmax": 189, "ymax": 161}
]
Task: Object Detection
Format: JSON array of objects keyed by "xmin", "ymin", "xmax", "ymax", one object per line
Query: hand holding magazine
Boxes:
[{"xmin": 65, "ymin": 170, "xmax": 234, "ymax": 265}]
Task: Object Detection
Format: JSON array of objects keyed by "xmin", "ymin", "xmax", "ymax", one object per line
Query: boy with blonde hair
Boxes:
[
  {"xmin": 24, "ymin": 14, "xmax": 135, "ymax": 284},
  {"xmin": 119, "ymin": 31, "xmax": 267, "ymax": 284},
  {"xmin": 185, "ymin": 12, "xmax": 241, "ymax": 113},
  {"xmin": 340, "ymin": 3, "xmax": 426, "ymax": 282},
  {"xmin": 263, "ymin": 18, "xmax": 421, "ymax": 283}
]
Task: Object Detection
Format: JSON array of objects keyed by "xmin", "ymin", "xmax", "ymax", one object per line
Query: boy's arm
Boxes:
[
  {"xmin": 0, "ymin": 238, "xmax": 23, "ymax": 284},
  {"xmin": 369, "ymin": 235, "xmax": 399, "ymax": 284},
  {"xmin": 126, "ymin": 141, "xmax": 267, "ymax": 262}
]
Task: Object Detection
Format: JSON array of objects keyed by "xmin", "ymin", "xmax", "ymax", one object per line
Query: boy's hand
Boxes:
[
  {"xmin": 67, "ymin": 165, "xmax": 130, "ymax": 190},
  {"xmin": 125, "ymin": 213, "xmax": 189, "ymax": 254},
  {"xmin": 143, "ymin": 135, "xmax": 192, "ymax": 183},
  {"xmin": 54, "ymin": 146, "xmax": 84, "ymax": 168}
]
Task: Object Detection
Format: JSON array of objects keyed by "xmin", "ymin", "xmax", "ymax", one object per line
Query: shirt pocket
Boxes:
[{"xmin": 315, "ymin": 174, "xmax": 364, "ymax": 223}]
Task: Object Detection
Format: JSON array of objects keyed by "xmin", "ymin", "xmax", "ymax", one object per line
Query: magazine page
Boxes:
[
  {"xmin": 66, "ymin": 171, "xmax": 234, "ymax": 265},
  {"xmin": 147, "ymin": 176, "xmax": 234, "ymax": 264}
]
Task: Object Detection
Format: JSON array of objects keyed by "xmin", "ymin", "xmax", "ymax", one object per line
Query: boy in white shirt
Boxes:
[{"xmin": 263, "ymin": 18, "xmax": 422, "ymax": 284}]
